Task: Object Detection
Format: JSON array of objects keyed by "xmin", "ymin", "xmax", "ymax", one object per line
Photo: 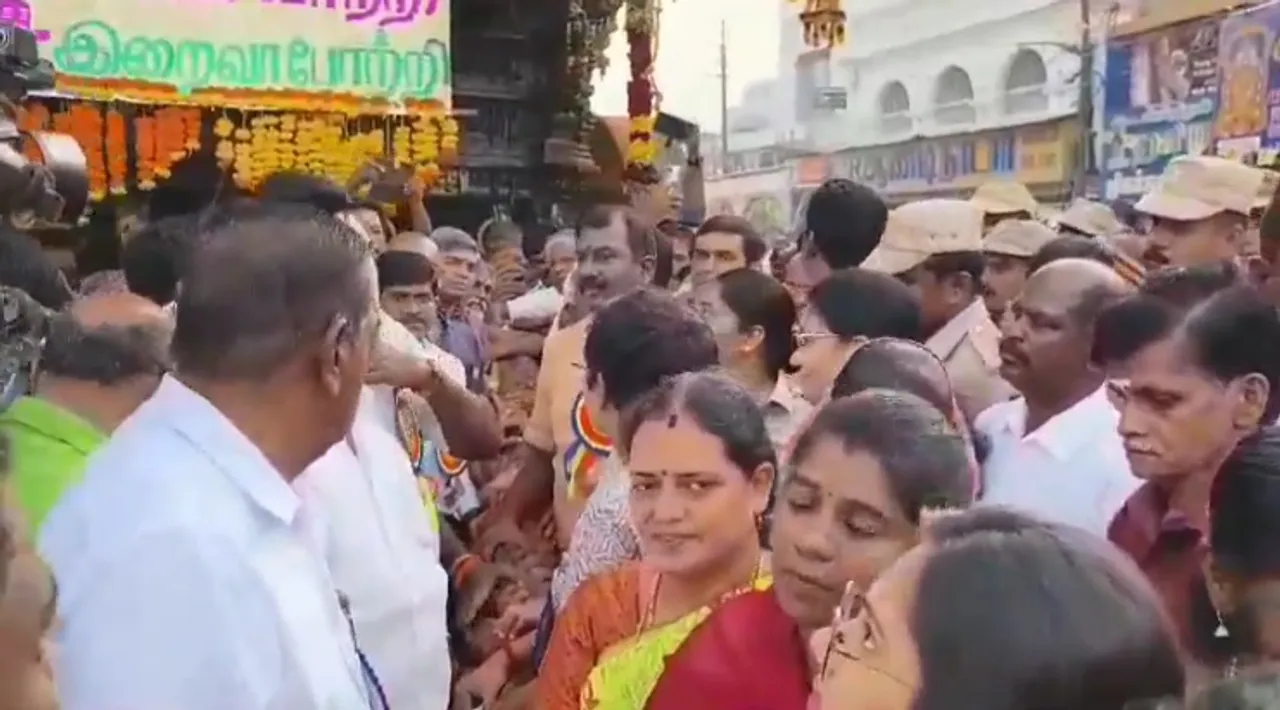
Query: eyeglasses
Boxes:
[
  {"xmin": 818, "ymin": 581, "xmax": 872, "ymax": 679},
  {"xmin": 794, "ymin": 331, "xmax": 838, "ymax": 348},
  {"xmin": 816, "ymin": 581, "xmax": 913, "ymax": 690}
]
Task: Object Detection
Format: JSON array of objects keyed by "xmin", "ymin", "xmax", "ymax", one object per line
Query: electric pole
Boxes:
[
  {"xmin": 1076, "ymin": 0, "xmax": 1096, "ymax": 198},
  {"xmin": 719, "ymin": 19, "xmax": 729, "ymax": 157}
]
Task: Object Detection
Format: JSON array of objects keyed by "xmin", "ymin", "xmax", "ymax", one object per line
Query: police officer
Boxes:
[
  {"xmin": 981, "ymin": 219, "xmax": 1059, "ymax": 326},
  {"xmin": 862, "ymin": 199, "xmax": 1015, "ymax": 421}
]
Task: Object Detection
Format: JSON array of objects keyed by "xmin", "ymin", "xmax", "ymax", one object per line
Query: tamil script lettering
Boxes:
[
  {"xmin": 133, "ymin": 0, "xmax": 440, "ymax": 29},
  {"xmin": 53, "ymin": 20, "xmax": 450, "ymax": 100}
]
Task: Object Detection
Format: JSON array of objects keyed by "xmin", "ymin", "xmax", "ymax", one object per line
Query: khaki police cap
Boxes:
[
  {"xmin": 1136, "ymin": 156, "xmax": 1265, "ymax": 221},
  {"xmin": 983, "ymin": 219, "xmax": 1059, "ymax": 258},
  {"xmin": 862, "ymin": 199, "xmax": 984, "ymax": 275},
  {"xmin": 1057, "ymin": 199, "xmax": 1126, "ymax": 238},
  {"xmin": 970, "ymin": 180, "xmax": 1038, "ymax": 216}
]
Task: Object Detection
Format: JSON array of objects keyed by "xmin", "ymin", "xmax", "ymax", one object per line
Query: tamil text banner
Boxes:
[{"xmin": 26, "ymin": 0, "xmax": 450, "ymax": 112}]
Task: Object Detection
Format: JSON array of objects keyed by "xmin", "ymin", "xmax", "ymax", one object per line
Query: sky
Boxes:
[{"xmin": 590, "ymin": 0, "xmax": 783, "ymax": 129}]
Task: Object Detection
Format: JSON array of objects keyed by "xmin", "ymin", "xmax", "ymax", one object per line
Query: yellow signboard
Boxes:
[
  {"xmin": 30, "ymin": 0, "xmax": 450, "ymax": 112},
  {"xmin": 1013, "ymin": 121, "xmax": 1077, "ymax": 186},
  {"xmin": 832, "ymin": 119, "xmax": 1077, "ymax": 197}
]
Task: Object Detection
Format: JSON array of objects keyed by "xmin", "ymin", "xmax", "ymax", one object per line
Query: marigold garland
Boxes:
[
  {"xmin": 218, "ymin": 112, "xmax": 456, "ymax": 192},
  {"xmin": 106, "ymin": 109, "xmax": 128, "ymax": 195},
  {"xmin": 134, "ymin": 114, "xmax": 157, "ymax": 190},
  {"xmin": 53, "ymin": 76, "xmax": 450, "ymax": 118},
  {"xmin": 18, "ymin": 104, "xmax": 50, "ymax": 165},
  {"xmin": 624, "ymin": 0, "xmax": 659, "ymax": 184},
  {"xmin": 18, "ymin": 100, "xmax": 459, "ymax": 197},
  {"xmin": 69, "ymin": 104, "xmax": 107, "ymax": 200}
]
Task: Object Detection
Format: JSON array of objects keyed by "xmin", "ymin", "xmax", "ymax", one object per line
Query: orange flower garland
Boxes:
[
  {"xmin": 153, "ymin": 109, "xmax": 187, "ymax": 179},
  {"xmin": 69, "ymin": 104, "xmax": 107, "ymax": 200},
  {"xmin": 51, "ymin": 110, "xmax": 73, "ymax": 138},
  {"xmin": 13, "ymin": 101, "xmax": 455, "ymax": 196},
  {"xmin": 183, "ymin": 110, "xmax": 201, "ymax": 152},
  {"xmin": 52, "ymin": 76, "xmax": 449, "ymax": 118},
  {"xmin": 135, "ymin": 115, "xmax": 157, "ymax": 190},
  {"xmin": 106, "ymin": 110, "xmax": 128, "ymax": 195},
  {"xmin": 18, "ymin": 103, "xmax": 48, "ymax": 133},
  {"xmin": 624, "ymin": 0, "xmax": 659, "ymax": 183},
  {"xmin": 17, "ymin": 104, "xmax": 49, "ymax": 166}
]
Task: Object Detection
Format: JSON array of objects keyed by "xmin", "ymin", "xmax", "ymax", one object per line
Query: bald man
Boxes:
[
  {"xmin": 976, "ymin": 259, "xmax": 1139, "ymax": 535},
  {"xmin": 0, "ymin": 292, "xmax": 171, "ymax": 533},
  {"xmin": 388, "ymin": 230, "xmax": 439, "ymax": 262}
]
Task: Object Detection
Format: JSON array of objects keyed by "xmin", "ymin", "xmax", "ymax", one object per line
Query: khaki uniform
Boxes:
[
  {"xmin": 862, "ymin": 199, "xmax": 1015, "ymax": 421},
  {"xmin": 761, "ymin": 377, "xmax": 813, "ymax": 460},
  {"xmin": 925, "ymin": 299, "xmax": 1015, "ymax": 421}
]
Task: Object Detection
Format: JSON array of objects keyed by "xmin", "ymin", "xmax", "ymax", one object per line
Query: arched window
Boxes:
[
  {"xmin": 1004, "ymin": 49, "xmax": 1049, "ymax": 114},
  {"xmin": 877, "ymin": 81, "xmax": 913, "ymax": 135},
  {"xmin": 934, "ymin": 66, "xmax": 975, "ymax": 125}
]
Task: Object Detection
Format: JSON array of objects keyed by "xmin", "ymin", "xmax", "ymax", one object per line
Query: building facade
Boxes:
[
  {"xmin": 779, "ymin": 0, "xmax": 1088, "ymax": 207},
  {"xmin": 1101, "ymin": 0, "xmax": 1264, "ymax": 201},
  {"xmin": 704, "ymin": 79, "xmax": 795, "ymax": 234}
]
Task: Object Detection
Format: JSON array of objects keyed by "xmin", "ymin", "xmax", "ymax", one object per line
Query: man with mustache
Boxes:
[
  {"xmin": 981, "ymin": 219, "xmax": 1058, "ymax": 327},
  {"xmin": 377, "ymin": 251, "xmax": 443, "ymax": 345},
  {"xmin": 1135, "ymin": 156, "xmax": 1266, "ymax": 270},
  {"xmin": 484, "ymin": 204, "xmax": 655, "ymax": 554},
  {"xmin": 975, "ymin": 258, "xmax": 1139, "ymax": 536},
  {"xmin": 427, "ymin": 228, "xmax": 489, "ymax": 394},
  {"xmin": 861, "ymin": 199, "xmax": 1013, "ymax": 422}
]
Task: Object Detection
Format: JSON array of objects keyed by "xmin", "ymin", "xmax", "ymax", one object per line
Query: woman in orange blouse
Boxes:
[{"xmin": 533, "ymin": 372, "xmax": 775, "ymax": 710}]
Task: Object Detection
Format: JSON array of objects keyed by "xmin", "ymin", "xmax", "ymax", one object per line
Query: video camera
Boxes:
[
  {"xmin": 0, "ymin": 23, "xmax": 88, "ymax": 229},
  {"xmin": 0, "ymin": 285, "xmax": 48, "ymax": 412}
]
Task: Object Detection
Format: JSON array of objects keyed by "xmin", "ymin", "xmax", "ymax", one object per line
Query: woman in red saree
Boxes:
[
  {"xmin": 646, "ymin": 382, "xmax": 976, "ymax": 710},
  {"xmin": 533, "ymin": 372, "xmax": 775, "ymax": 710}
]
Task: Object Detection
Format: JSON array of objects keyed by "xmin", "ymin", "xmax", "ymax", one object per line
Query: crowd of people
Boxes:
[{"xmin": 3, "ymin": 151, "xmax": 1280, "ymax": 710}]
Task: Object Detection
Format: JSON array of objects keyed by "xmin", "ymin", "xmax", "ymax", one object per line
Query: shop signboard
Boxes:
[
  {"xmin": 1215, "ymin": 2, "xmax": 1280, "ymax": 165},
  {"xmin": 831, "ymin": 129, "xmax": 1018, "ymax": 197},
  {"xmin": 828, "ymin": 120, "xmax": 1074, "ymax": 200},
  {"xmin": 792, "ymin": 155, "xmax": 830, "ymax": 188},
  {"xmin": 1101, "ymin": 17, "xmax": 1219, "ymax": 199},
  {"xmin": 33, "ymin": 0, "xmax": 451, "ymax": 110}
]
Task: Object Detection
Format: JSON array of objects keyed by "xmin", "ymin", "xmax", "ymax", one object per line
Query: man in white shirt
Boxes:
[
  {"xmin": 977, "ymin": 258, "xmax": 1139, "ymax": 536},
  {"xmin": 41, "ymin": 203, "xmax": 383, "ymax": 710},
  {"xmin": 298, "ymin": 386, "xmax": 452, "ymax": 710}
]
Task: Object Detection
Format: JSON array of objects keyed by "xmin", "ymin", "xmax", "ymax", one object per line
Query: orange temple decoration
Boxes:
[{"xmin": 789, "ymin": 0, "xmax": 847, "ymax": 48}]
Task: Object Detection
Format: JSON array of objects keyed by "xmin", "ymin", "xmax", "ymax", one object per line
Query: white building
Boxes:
[
  {"xmin": 704, "ymin": 79, "xmax": 794, "ymax": 234},
  {"xmin": 778, "ymin": 0, "xmax": 1089, "ymax": 206}
]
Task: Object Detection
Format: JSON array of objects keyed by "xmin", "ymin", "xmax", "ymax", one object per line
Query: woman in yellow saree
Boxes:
[{"xmin": 533, "ymin": 372, "xmax": 776, "ymax": 710}]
